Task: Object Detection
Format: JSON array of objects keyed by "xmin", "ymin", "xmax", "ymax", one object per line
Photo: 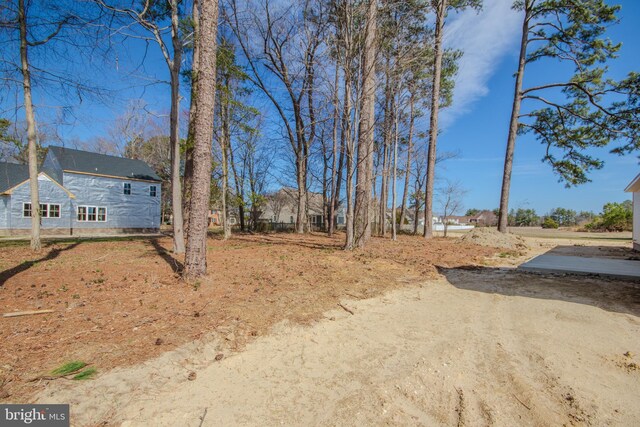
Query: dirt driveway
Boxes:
[{"xmin": 37, "ymin": 262, "xmax": 640, "ymax": 426}]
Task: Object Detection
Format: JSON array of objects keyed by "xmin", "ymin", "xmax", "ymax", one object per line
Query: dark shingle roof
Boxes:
[
  {"xmin": 0, "ymin": 162, "xmax": 29, "ymax": 193},
  {"xmin": 48, "ymin": 146, "xmax": 161, "ymax": 182}
]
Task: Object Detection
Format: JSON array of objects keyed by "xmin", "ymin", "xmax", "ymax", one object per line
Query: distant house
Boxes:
[
  {"xmin": 439, "ymin": 215, "xmax": 471, "ymax": 225},
  {"xmin": 468, "ymin": 210, "xmax": 498, "ymax": 227},
  {"xmin": 414, "ymin": 213, "xmax": 441, "ymax": 227},
  {"xmin": 208, "ymin": 209, "xmax": 237, "ymax": 227},
  {"xmin": 625, "ymin": 173, "xmax": 640, "ymax": 250},
  {"xmin": 0, "ymin": 146, "xmax": 162, "ymax": 236},
  {"xmin": 261, "ymin": 188, "xmax": 345, "ymax": 229}
]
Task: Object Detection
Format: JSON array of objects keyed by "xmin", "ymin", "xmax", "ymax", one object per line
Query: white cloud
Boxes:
[{"xmin": 440, "ymin": 0, "xmax": 522, "ymax": 128}]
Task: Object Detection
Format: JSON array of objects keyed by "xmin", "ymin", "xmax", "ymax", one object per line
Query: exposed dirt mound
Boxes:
[{"xmin": 459, "ymin": 227, "xmax": 529, "ymax": 251}]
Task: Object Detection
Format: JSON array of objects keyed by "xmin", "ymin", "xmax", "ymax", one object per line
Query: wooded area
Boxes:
[{"xmin": 1, "ymin": 0, "xmax": 638, "ymax": 279}]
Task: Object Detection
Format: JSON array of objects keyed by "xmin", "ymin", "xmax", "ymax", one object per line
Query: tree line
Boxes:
[{"xmin": 464, "ymin": 202, "xmax": 632, "ymax": 232}]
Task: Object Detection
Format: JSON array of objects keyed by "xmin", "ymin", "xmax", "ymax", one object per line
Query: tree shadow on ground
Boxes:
[
  {"xmin": 437, "ymin": 265, "xmax": 640, "ymax": 318},
  {"xmin": 148, "ymin": 238, "xmax": 184, "ymax": 273},
  {"xmin": 224, "ymin": 232, "xmax": 345, "ymax": 251},
  {"xmin": 0, "ymin": 242, "xmax": 83, "ymax": 286}
]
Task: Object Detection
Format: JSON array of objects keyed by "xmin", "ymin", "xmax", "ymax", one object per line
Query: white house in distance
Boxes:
[{"xmin": 624, "ymin": 173, "xmax": 640, "ymax": 250}]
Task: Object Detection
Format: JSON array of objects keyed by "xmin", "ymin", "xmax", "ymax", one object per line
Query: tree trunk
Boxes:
[
  {"xmin": 18, "ymin": 0, "xmax": 40, "ymax": 251},
  {"xmin": 423, "ymin": 0, "xmax": 447, "ymax": 239},
  {"xmin": 413, "ymin": 195, "xmax": 420, "ymax": 235},
  {"xmin": 498, "ymin": 5, "xmax": 529, "ymax": 233},
  {"xmin": 184, "ymin": 0, "xmax": 219, "ymax": 280},
  {"xmin": 353, "ymin": 0, "xmax": 377, "ymax": 249},
  {"xmin": 221, "ymin": 143, "xmax": 230, "ymax": 239},
  {"xmin": 399, "ymin": 93, "xmax": 414, "ymax": 228},
  {"xmin": 221, "ymin": 75, "xmax": 232, "ymax": 240},
  {"xmin": 322, "ymin": 147, "xmax": 328, "ymax": 232},
  {"xmin": 228, "ymin": 143, "xmax": 245, "ymax": 232},
  {"xmin": 183, "ymin": 0, "xmax": 199, "ymax": 237},
  {"xmin": 343, "ymin": 74, "xmax": 355, "ymax": 249},
  {"xmin": 169, "ymin": 0, "xmax": 185, "ymax": 253},
  {"xmin": 391, "ymin": 97, "xmax": 399, "ymax": 241},
  {"xmin": 296, "ymin": 157, "xmax": 307, "ymax": 233},
  {"xmin": 328, "ymin": 61, "xmax": 340, "ymax": 236}
]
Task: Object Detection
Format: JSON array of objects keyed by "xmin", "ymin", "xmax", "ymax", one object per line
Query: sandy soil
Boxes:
[
  {"xmin": 37, "ymin": 266, "xmax": 640, "ymax": 426},
  {"xmin": 2, "ymin": 230, "xmax": 639, "ymax": 426},
  {"xmin": 0, "ymin": 233, "xmax": 496, "ymax": 402}
]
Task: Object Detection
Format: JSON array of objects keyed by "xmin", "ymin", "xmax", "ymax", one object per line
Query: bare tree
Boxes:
[
  {"xmin": 17, "ymin": 0, "xmax": 40, "ymax": 250},
  {"xmin": 227, "ymin": 0, "xmax": 326, "ymax": 234},
  {"xmin": 352, "ymin": 0, "xmax": 377, "ymax": 249},
  {"xmin": 184, "ymin": 0, "xmax": 219, "ymax": 279},
  {"xmin": 330, "ymin": 0, "xmax": 360, "ymax": 248},
  {"xmin": 7, "ymin": 0, "xmax": 107, "ymax": 250},
  {"xmin": 438, "ymin": 180, "xmax": 466, "ymax": 238},
  {"xmin": 97, "ymin": 0, "xmax": 187, "ymax": 253}
]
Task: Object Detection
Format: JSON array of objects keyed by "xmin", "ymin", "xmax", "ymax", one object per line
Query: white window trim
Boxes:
[
  {"xmin": 48, "ymin": 204, "xmax": 61, "ymax": 218},
  {"xmin": 23, "ymin": 202, "xmax": 61, "ymax": 219},
  {"xmin": 97, "ymin": 207, "xmax": 107, "ymax": 222},
  {"xmin": 22, "ymin": 202, "xmax": 31, "ymax": 218},
  {"xmin": 77, "ymin": 206, "xmax": 108, "ymax": 222},
  {"xmin": 150, "ymin": 185, "xmax": 157, "ymax": 197}
]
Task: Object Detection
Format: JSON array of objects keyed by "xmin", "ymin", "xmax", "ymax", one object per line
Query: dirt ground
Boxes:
[
  {"xmin": 0, "ymin": 232, "xmax": 496, "ymax": 404},
  {"xmin": 2, "ymin": 230, "xmax": 639, "ymax": 426}
]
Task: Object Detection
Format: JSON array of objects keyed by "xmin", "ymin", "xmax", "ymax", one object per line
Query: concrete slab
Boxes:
[{"xmin": 519, "ymin": 254, "xmax": 640, "ymax": 280}]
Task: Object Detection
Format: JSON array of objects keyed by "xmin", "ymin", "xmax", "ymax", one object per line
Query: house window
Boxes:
[
  {"xmin": 77, "ymin": 206, "xmax": 107, "ymax": 222},
  {"xmin": 311, "ymin": 216, "xmax": 317, "ymax": 224},
  {"xmin": 150, "ymin": 185, "xmax": 157, "ymax": 197},
  {"xmin": 124, "ymin": 183, "xmax": 131, "ymax": 195},
  {"xmin": 337, "ymin": 216, "xmax": 345, "ymax": 225},
  {"xmin": 23, "ymin": 203, "xmax": 61, "ymax": 218},
  {"xmin": 49, "ymin": 204, "xmax": 60, "ymax": 218},
  {"xmin": 77, "ymin": 206, "xmax": 87, "ymax": 221},
  {"xmin": 290, "ymin": 216, "xmax": 294, "ymax": 224}
]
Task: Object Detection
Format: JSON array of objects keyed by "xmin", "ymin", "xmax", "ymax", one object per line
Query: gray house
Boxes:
[{"xmin": 0, "ymin": 146, "xmax": 162, "ymax": 236}]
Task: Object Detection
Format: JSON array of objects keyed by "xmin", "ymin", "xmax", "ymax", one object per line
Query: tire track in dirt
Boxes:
[{"xmin": 34, "ymin": 270, "xmax": 640, "ymax": 426}]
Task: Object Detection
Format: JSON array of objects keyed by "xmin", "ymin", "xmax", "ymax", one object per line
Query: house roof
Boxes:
[
  {"xmin": 625, "ymin": 172, "xmax": 640, "ymax": 193},
  {"xmin": 0, "ymin": 162, "xmax": 29, "ymax": 194},
  {"xmin": 48, "ymin": 146, "xmax": 161, "ymax": 182}
]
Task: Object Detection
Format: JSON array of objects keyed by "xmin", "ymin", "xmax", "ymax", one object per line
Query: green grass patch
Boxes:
[
  {"xmin": 51, "ymin": 361, "xmax": 87, "ymax": 376},
  {"xmin": 50, "ymin": 361, "xmax": 96, "ymax": 380},
  {"xmin": 72, "ymin": 367, "xmax": 97, "ymax": 380}
]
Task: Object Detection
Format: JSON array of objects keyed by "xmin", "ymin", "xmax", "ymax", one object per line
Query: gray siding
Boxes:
[
  {"xmin": 0, "ymin": 196, "xmax": 8, "ymax": 228},
  {"xmin": 7, "ymin": 176, "xmax": 73, "ymax": 230},
  {"xmin": 63, "ymin": 172, "xmax": 161, "ymax": 229},
  {"xmin": 42, "ymin": 151, "xmax": 63, "ymax": 184}
]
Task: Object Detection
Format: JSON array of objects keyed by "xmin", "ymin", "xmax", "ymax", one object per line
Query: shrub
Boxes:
[
  {"xmin": 541, "ymin": 217, "xmax": 559, "ymax": 229},
  {"xmin": 585, "ymin": 202, "xmax": 632, "ymax": 231}
]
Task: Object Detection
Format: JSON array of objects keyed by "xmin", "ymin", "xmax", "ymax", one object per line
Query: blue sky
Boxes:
[
  {"xmin": 3, "ymin": 0, "xmax": 639, "ymax": 216},
  {"xmin": 439, "ymin": 0, "xmax": 640, "ymax": 214}
]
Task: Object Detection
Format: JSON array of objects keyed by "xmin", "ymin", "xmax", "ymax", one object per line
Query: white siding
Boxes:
[{"xmin": 634, "ymin": 192, "xmax": 640, "ymax": 248}]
